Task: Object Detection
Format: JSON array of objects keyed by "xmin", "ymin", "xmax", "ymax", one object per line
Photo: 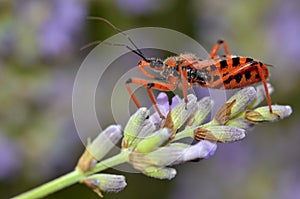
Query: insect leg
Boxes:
[
  {"xmin": 138, "ymin": 64, "xmax": 156, "ymax": 79},
  {"xmin": 256, "ymin": 63, "xmax": 273, "ymax": 113},
  {"xmin": 126, "ymin": 79, "xmax": 141, "ymax": 108},
  {"xmin": 211, "ymin": 61, "xmax": 273, "ymax": 113},
  {"xmin": 126, "ymin": 78, "xmax": 176, "ymax": 118},
  {"xmin": 209, "ymin": 39, "xmax": 231, "ymax": 59},
  {"xmin": 179, "ymin": 65, "xmax": 189, "ymax": 109}
]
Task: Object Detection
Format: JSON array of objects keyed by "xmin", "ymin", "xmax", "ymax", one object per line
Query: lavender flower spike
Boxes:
[{"xmin": 12, "ymin": 88, "xmax": 293, "ymax": 199}]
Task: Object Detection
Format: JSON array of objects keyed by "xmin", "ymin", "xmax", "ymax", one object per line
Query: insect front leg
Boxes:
[
  {"xmin": 138, "ymin": 63, "xmax": 156, "ymax": 79},
  {"xmin": 126, "ymin": 78, "xmax": 176, "ymax": 118},
  {"xmin": 209, "ymin": 39, "xmax": 231, "ymax": 59}
]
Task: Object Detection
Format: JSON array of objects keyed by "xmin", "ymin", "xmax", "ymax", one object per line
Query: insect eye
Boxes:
[
  {"xmin": 156, "ymin": 59, "xmax": 163, "ymax": 67},
  {"xmin": 150, "ymin": 59, "xmax": 157, "ymax": 68},
  {"xmin": 149, "ymin": 58, "xmax": 163, "ymax": 68}
]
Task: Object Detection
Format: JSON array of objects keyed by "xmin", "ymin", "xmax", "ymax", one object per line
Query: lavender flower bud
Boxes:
[
  {"xmin": 194, "ymin": 125, "xmax": 245, "ymax": 142},
  {"xmin": 180, "ymin": 140, "xmax": 217, "ymax": 161},
  {"xmin": 134, "ymin": 119, "xmax": 157, "ymax": 145},
  {"xmin": 143, "ymin": 166, "xmax": 177, "ymax": 180},
  {"xmin": 191, "ymin": 97, "xmax": 214, "ymax": 127},
  {"xmin": 84, "ymin": 174, "xmax": 127, "ymax": 197},
  {"xmin": 89, "ymin": 125, "xmax": 122, "ymax": 161},
  {"xmin": 144, "ymin": 143, "xmax": 188, "ymax": 166},
  {"xmin": 172, "ymin": 94, "xmax": 197, "ymax": 131},
  {"xmin": 135, "ymin": 128, "xmax": 171, "ymax": 153},
  {"xmin": 144, "ymin": 141, "xmax": 217, "ymax": 166},
  {"xmin": 150, "ymin": 93, "xmax": 180, "ymax": 124},
  {"xmin": 248, "ymin": 83, "xmax": 274, "ymax": 109},
  {"xmin": 246, "ymin": 105, "xmax": 292, "ymax": 123},
  {"xmin": 77, "ymin": 125, "xmax": 122, "ymax": 172},
  {"xmin": 215, "ymin": 87, "xmax": 256, "ymax": 124},
  {"xmin": 122, "ymin": 108, "xmax": 149, "ymax": 148},
  {"xmin": 226, "ymin": 117, "xmax": 255, "ymax": 130}
]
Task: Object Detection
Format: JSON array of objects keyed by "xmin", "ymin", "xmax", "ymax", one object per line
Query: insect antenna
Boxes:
[
  {"xmin": 265, "ymin": 63, "xmax": 274, "ymax": 67},
  {"xmin": 80, "ymin": 40, "xmax": 102, "ymax": 51},
  {"xmin": 84, "ymin": 16, "xmax": 149, "ymax": 61}
]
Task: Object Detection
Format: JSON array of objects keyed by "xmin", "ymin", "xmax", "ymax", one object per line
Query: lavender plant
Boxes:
[{"xmin": 13, "ymin": 84, "xmax": 292, "ymax": 199}]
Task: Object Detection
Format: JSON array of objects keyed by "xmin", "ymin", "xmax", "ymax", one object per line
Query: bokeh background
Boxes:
[{"xmin": 1, "ymin": 0, "xmax": 299, "ymax": 198}]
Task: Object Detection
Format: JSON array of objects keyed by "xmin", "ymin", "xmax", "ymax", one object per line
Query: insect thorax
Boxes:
[{"xmin": 186, "ymin": 67, "xmax": 210, "ymax": 86}]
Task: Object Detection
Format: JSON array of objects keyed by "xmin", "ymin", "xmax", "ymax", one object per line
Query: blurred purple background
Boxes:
[{"xmin": 0, "ymin": 0, "xmax": 299, "ymax": 198}]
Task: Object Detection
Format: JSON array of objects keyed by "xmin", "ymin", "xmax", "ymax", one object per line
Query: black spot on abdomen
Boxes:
[
  {"xmin": 245, "ymin": 70, "xmax": 252, "ymax": 80},
  {"xmin": 219, "ymin": 60, "xmax": 228, "ymax": 69},
  {"xmin": 232, "ymin": 57, "xmax": 240, "ymax": 67},
  {"xmin": 224, "ymin": 76, "xmax": 233, "ymax": 84},
  {"xmin": 234, "ymin": 73, "xmax": 243, "ymax": 83}
]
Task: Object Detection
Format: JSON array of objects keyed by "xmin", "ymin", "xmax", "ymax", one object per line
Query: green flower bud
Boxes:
[
  {"xmin": 194, "ymin": 125, "xmax": 245, "ymax": 142},
  {"xmin": 226, "ymin": 117, "xmax": 255, "ymax": 130},
  {"xmin": 133, "ymin": 120, "xmax": 157, "ymax": 146},
  {"xmin": 144, "ymin": 141, "xmax": 217, "ymax": 166},
  {"xmin": 215, "ymin": 87, "xmax": 256, "ymax": 124},
  {"xmin": 248, "ymin": 83, "xmax": 274, "ymax": 109},
  {"xmin": 191, "ymin": 97, "xmax": 214, "ymax": 127},
  {"xmin": 135, "ymin": 128, "xmax": 171, "ymax": 153},
  {"xmin": 90, "ymin": 125, "xmax": 122, "ymax": 161},
  {"xmin": 143, "ymin": 166, "xmax": 176, "ymax": 180},
  {"xmin": 246, "ymin": 105, "xmax": 292, "ymax": 123},
  {"xmin": 171, "ymin": 94, "xmax": 197, "ymax": 131},
  {"xmin": 84, "ymin": 174, "xmax": 126, "ymax": 197},
  {"xmin": 144, "ymin": 143, "xmax": 188, "ymax": 166},
  {"xmin": 122, "ymin": 108, "xmax": 149, "ymax": 148},
  {"xmin": 77, "ymin": 125, "xmax": 122, "ymax": 172}
]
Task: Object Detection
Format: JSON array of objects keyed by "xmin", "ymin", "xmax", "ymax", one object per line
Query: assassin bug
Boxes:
[{"xmin": 84, "ymin": 17, "xmax": 273, "ymax": 118}]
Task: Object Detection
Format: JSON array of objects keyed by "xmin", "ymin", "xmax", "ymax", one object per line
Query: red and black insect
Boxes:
[
  {"xmin": 85, "ymin": 17, "xmax": 273, "ymax": 118},
  {"xmin": 125, "ymin": 40, "xmax": 272, "ymax": 117}
]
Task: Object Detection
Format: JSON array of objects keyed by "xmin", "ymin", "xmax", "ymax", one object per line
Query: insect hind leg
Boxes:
[
  {"xmin": 255, "ymin": 62, "xmax": 273, "ymax": 113},
  {"xmin": 209, "ymin": 39, "xmax": 231, "ymax": 59}
]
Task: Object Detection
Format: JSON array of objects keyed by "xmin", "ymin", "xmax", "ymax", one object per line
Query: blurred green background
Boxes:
[{"xmin": 1, "ymin": 0, "xmax": 299, "ymax": 198}]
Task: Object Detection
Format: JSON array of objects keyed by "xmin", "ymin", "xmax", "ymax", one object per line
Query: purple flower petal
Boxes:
[
  {"xmin": 150, "ymin": 93, "xmax": 181, "ymax": 123},
  {"xmin": 185, "ymin": 140, "xmax": 217, "ymax": 160},
  {"xmin": 156, "ymin": 92, "xmax": 169, "ymax": 107}
]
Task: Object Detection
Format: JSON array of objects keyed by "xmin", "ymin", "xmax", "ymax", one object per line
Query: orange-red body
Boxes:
[
  {"xmin": 126, "ymin": 40, "xmax": 272, "ymax": 117},
  {"xmin": 83, "ymin": 17, "xmax": 272, "ymax": 118}
]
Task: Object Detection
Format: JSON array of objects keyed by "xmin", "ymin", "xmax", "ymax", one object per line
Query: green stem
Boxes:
[
  {"xmin": 12, "ymin": 170, "xmax": 83, "ymax": 199},
  {"xmin": 13, "ymin": 151, "xmax": 129, "ymax": 199},
  {"xmin": 87, "ymin": 150, "xmax": 129, "ymax": 175}
]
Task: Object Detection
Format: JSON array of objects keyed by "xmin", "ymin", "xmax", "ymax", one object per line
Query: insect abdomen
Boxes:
[
  {"xmin": 216, "ymin": 56, "xmax": 269, "ymax": 89},
  {"xmin": 190, "ymin": 56, "xmax": 269, "ymax": 89}
]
